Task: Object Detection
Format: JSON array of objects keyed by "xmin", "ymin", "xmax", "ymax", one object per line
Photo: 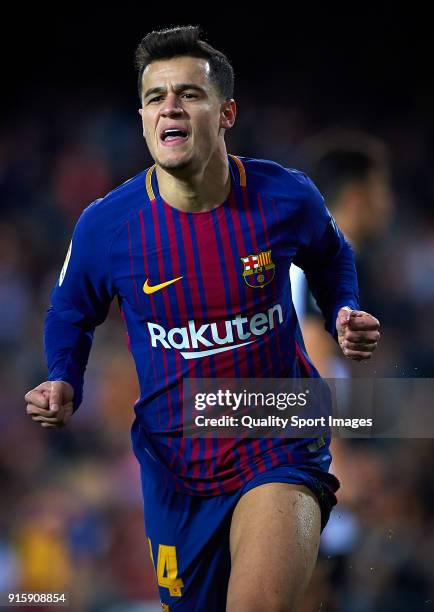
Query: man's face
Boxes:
[
  {"xmin": 138, "ymin": 56, "xmax": 235, "ymax": 173},
  {"xmin": 360, "ymin": 170, "xmax": 393, "ymax": 240}
]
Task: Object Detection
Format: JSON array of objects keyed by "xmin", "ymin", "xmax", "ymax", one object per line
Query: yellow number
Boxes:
[{"xmin": 148, "ymin": 538, "xmax": 184, "ymax": 597}]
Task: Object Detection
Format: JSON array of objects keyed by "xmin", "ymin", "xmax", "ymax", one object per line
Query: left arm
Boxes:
[{"xmin": 292, "ymin": 174, "xmax": 380, "ymax": 360}]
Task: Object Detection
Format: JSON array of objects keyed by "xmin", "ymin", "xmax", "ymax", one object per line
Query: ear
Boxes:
[{"xmin": 220, "ymin": 99, "xmax": 237, "ymax": 130}]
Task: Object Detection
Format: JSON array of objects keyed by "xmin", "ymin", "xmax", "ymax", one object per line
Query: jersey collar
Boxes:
[{"xmin": 144, "ymin": 154, "xmax": 246, "ymax": 202}]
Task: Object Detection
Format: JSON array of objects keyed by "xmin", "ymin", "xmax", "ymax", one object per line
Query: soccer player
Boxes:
[{"xmin": 24, "ymin": 26, "xmax": 380, "ymax": 611}]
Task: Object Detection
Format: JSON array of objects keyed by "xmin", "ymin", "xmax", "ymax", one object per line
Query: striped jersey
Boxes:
[{"xmin": 45, "ymin": 155, "xmax": 359, "ymax": 495}]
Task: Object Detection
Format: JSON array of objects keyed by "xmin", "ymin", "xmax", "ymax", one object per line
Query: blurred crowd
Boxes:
[{"xmin": 1, "ymin": 89, "xmax": 433, "ymax": 611}]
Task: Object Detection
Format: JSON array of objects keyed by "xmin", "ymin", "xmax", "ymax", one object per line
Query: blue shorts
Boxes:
[{"xmin": 140, "ymin": 458, "xmax": 339, "ymax": 611}]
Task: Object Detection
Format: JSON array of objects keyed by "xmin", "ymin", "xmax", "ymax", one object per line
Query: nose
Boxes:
[{"xmin": 161, "ymin": 92, "xmax": 184, "ymax": 117}]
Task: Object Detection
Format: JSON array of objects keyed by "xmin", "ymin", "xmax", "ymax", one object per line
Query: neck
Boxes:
[{"xmin": 156, "ymin": 142, "xmax": 231, "ymax": 213}]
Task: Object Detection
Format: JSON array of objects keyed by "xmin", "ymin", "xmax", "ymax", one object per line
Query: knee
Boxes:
[{"xmin": 226, "ymin": 592, "xmax": 298, "ymax": 612}]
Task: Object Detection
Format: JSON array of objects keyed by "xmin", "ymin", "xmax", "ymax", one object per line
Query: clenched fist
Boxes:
[
  {"xmin": 336, "ymin": 307, "xmax": 380, "ymax": 361},
  {"xmin": 24, "ymin": 381, "xmax": 74, "ymax": 428}
]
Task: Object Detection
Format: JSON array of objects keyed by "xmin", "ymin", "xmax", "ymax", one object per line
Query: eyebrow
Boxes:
[{"xmin": 143, "ymin": 83, "xmax": 206, "ymax": 99}]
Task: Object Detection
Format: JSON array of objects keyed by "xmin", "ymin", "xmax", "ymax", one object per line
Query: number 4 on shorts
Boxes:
[{"xmin": 148, "ymin": 537, "xmax": 184, "ymax": 597}]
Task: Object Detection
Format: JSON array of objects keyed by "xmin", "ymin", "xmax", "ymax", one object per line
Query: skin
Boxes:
[
  {"xmin": 330, "ymin": 171, "xmax": 392, "ymax": 252},
  {"xmin": 138, "ymin": 56, "xmax": 236, "ymax": 213},
  {"xmin": 24, "ymin": 380, "xmax": 74, "ymax": 428},
  {"xmin": 24, "ymin": 55, "xmax": 381, "ymax": 610},
  {"xmin": 227, "ymin": 483, "xmax": 321, "ymax": 612},
  {"xmin": 336, "ymin": 307, "xmax": 380, "ymax": 360}
]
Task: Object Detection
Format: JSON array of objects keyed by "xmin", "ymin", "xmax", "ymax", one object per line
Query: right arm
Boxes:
[{"xmin": 25, "ymin": 199, "xmax": 115, "ymax": 427}]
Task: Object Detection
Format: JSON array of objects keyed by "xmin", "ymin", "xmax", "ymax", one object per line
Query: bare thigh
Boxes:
[{"xmin": 226, "ymin": 482, "xmax": 321, "ymax": 612}]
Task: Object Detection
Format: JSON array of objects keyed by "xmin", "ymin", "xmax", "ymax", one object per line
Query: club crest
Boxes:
[{"xmin": 241, "ymin": 250, "xmax": 275, "ymax": 288}]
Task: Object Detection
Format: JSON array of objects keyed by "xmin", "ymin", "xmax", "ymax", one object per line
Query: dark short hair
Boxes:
[
  {"xmin": 302, "ymin": 130, "xmax": 390, "ymax": 206},
  {"xmin": 134, "ymin": 25, "xmax": 234, "ymax": 102}
]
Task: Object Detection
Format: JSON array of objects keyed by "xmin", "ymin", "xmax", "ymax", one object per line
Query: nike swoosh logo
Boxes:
[
  {"xmin": 143, "ymin": 276, "xmax": 183, "ymax": 294},
  {"xmin": 180, "ymin": 340, "xmax": 255, "ymax": 359}
]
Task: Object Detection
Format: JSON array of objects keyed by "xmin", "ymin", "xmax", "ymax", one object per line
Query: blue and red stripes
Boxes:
[{"xmin": 126, "ymin": 157, "xmax": 324, "ymax": 495}]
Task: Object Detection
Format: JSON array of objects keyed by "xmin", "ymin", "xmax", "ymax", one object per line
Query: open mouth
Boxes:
[{"xmin": 160, "ymin": 128, "xmax": 189, "ymax": 145}]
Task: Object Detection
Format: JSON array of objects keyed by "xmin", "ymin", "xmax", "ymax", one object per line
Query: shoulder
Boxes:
[
  {"xmin": 76, "ymin": 169, "xmax": 148, "ymax": 234},
  {"xmin": 235, "ymin": 156, "xmax": 318, "ymax": 200}
]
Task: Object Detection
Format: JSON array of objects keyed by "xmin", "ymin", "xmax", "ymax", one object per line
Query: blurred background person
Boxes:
[{"xmin": 291, "ymin": 129, "xmax": 393, "ymax": 377}]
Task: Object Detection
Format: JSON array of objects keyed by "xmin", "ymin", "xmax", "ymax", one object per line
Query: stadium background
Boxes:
[{"xmin": 1, "ymin": 9, "xmax": 434, "ymax": 611}]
